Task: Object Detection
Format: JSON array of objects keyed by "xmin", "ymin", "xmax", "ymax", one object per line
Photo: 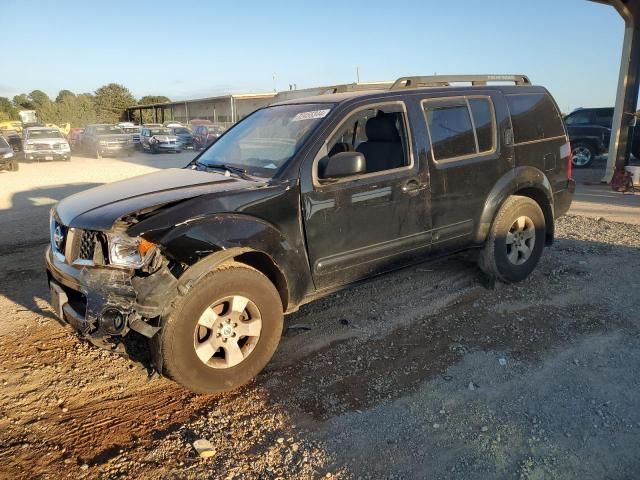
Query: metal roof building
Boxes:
[{"xmin": 125, "ymin": 82, "xmax": 393, "ymax": 126}]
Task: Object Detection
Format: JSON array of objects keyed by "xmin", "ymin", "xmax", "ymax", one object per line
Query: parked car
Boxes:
[
  {"xmin": 170, "ymin": 126, "xmax": 194, "ymax": 149},
  {"xmin": 140, "ymin": 127, "xmax": 182, "ymax": 153},
  {"xmin": 564, "ymin": 106, "xmax": 640, "ymax": 167},
  {"xmin": 0, "ymin": 121, "xmax": 23, "ymax": 134},
  {"xmin": 1, "ymin": 130, "xmax": 23, "ymax": 152},
  {"xmin": 163, "ymin": 121, "xmax": 183, "ymax": 128},
  {"xmin": 23, "ymin": 127, "xmax": 71, "ymax": 162},
  {"xmin": 81, "ymin": 124, "xmax": 133, "ymax": 159},
  {"xmin": 68, "ymin": 128, "xmax": 84, "ymax": 151},
  {"xmin": 0, "ymin": 135, "xmax": 18, "ymax": 171},
  {"xmin": 121, "ymin": 125, "xmax": 141, "ymax": 148},
  {"xmin": 46, "ymin": 74, "xmax": 574, "ymax": 393},
  {"xmin": 192, "ymin": 125, "xmax": 225, "ymax": 150}
]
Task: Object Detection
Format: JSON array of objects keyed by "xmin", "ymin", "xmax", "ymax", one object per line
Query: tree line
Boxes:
[{"xmin": 0, "ymin": 83, "xmax": 170, "ymax": 127}]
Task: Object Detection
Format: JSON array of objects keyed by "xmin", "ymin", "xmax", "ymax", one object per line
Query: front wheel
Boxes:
[
  {"xmin": 571, "ymin": 142, "xmax": 595, "ymax": 168},
  {"xmin": 479, "ymin": 195, "xmax": 545, "ymax": 283},
  {"xmin": 9, "ymin": 160, "xmax": 19, "ymax": 171},
  {"xmin": 153, "ymin": 263, "xmax": 283, "ymax": 393}
]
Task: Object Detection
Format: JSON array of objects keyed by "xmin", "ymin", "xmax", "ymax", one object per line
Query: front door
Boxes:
[{"xmin": 301, "ymin": 100, "xmax": 431, "ymax": 290}]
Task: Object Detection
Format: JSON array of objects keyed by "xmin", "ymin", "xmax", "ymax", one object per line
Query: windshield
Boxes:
[
  {"xmin": 0, "ymin": 136, "xmax": 9, "ymax": 148},
  {"xmin": 173, "ymin": 127, "xmax": 191, "ymax": 134},
  {"xmin": 150, "ymin": 128, "xmax": 171, "ymax": 135},
  {"xmin": 96, "ymin": 125, "xmax": 124, "ymax": 135},
  {"xmin": 28, "ymin": 129, "xmax": 63, "ymax": 139},
  {"xmin": 197, "ymin": 104, "xmax": 332, "ymax": 177}
]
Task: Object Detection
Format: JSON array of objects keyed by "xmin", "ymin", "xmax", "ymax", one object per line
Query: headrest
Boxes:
[{"xmin": 365, "ymin": 114, "xmax": 400, "ymax": 142}]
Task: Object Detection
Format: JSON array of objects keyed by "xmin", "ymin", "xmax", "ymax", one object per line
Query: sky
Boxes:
[{"xmin": 0, "ymin": 0, "xmax": 625, "ymax": 113}]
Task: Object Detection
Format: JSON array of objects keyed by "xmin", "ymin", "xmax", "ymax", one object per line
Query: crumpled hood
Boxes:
[{"xmin": 55, "ymin": 168, "xmax": 262, "ymax": 230}]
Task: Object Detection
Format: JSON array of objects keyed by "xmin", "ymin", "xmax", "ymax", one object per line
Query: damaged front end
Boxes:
[{"xmin": 45, "ymin": 212, "xmax": 177, "ymax": 352}]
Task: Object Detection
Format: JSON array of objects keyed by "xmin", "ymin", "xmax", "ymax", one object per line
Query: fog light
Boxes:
[{"xmin": 101, "ymin": 308, "xmax": 127, "ymax": 334}]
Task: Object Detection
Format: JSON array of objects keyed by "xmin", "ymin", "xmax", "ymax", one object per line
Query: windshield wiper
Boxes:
[{"xmin": 195, "ymin": 161, "xmax": 251, "ymax": 179}]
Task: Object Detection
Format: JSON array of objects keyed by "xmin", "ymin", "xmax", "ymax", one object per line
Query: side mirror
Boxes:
[{"xmin": 319, "ymin": 151, "xmax": 366, "ymax": 179}]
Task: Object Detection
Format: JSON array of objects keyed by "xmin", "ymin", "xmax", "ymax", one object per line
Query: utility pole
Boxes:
[{"xmin": 356, "ymin": 66, "xmax": 360, "ymax": 83}]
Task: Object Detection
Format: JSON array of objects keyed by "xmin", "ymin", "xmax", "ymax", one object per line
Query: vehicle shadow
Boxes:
[{"xmin": 0, "ymin": 183, "xmax": 102, "ymax": 321}]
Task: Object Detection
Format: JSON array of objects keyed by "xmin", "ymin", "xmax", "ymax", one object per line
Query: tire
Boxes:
[
  {"xmin": 478, "ymin": 195, "xmax": 546, "ymax": 283},
  {"xmin": 9, "ymin": 160, "xmax": 18, "ymax": 172},
  {"xmin": 571, "ymin": 142, "xmax": 595, "ymax": 168},
  {"xmin": 151, "ymin": 144, "xmax": 158, "ymax": 155},
  {"xmin": 154, "ymin": 263, "xmax": 283, "ymax": 393}
]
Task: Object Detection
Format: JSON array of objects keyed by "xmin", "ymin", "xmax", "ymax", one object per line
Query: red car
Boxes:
[
  {"xmin": 68, "ymin": 128, "xmax": 84, "ymax": 151},
  {"xmin": 192, "ymin": 125, "xmax": 226, "ymax": 150}
]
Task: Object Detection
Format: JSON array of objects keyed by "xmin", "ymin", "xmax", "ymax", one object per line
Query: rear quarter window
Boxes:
[{"xmin": 506, "ymin": 93, "xmax": 565, "ymax": 143}]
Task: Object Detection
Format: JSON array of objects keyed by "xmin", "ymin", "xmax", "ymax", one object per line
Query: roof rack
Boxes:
[{"xmin": 390, "ymin": 74, "xmax": 531, "ymax": 90}]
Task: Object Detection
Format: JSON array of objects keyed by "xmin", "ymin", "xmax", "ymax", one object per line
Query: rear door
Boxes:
[
  {"xmin": 301, "ymin": 99, "xmax": 431, "ymax": 290},
  {"xmin": 418, "ymin": 92, "xmax": 511, "ymax": 252}
]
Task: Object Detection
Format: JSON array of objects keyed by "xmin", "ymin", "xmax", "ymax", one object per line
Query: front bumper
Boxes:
[
  {"xmin": 154, "ymin": 142, "xmax": 182, "ymax": 151},
  {"xmin": 98, "ymin": 144, "xmax": 133, "ymax": 155},
  {"xmin": 24, "ymin": 150, "xmax": 70, "ymax": 161},
  {"xmin": 45, "ymin": 246, "xmax": 177, "ymax": 341}
]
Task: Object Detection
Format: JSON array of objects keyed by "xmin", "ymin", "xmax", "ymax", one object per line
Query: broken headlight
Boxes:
[{"xmin": 107, "ymin": 234, "xmax": 155, "ymax": 268}]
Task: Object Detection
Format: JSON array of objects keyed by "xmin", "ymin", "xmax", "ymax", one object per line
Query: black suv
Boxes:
[
  {"xmin": 564, "ymin": 106, "xmax": 640, "ymax": 167},
  {"xmin": 46, "ymin": 75, "xmax": 575, "ymax": 393}
]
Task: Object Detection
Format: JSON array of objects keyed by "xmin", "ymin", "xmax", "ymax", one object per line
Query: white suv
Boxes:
[{"xmin": 23, "ymin": 127, "xmax": 71, "ymax": 162}]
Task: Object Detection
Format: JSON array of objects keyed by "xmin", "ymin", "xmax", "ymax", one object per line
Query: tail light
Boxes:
[{"xmin": 560, "ymin": 139, "xmax": 573, "ymax": 179}]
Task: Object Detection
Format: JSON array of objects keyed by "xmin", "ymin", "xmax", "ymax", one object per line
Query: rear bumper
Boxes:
[{"xmin": 554, "ymin": 178, "xmax": 576, "ymax": 218}]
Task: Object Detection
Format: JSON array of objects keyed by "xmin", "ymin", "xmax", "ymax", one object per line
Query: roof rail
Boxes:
[{"xmin": 390, "ymin": 74, "xmax": 531, "ymax": 90}]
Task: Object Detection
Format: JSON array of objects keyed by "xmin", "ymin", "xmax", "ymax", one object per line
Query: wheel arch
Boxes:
[
  {"xmin": 475, "ymin": 166, "xmax": 555, "ymax": 246},
  {"xmin": 173, "ymin": 246, "xmax": 289, "ymax": 313}
]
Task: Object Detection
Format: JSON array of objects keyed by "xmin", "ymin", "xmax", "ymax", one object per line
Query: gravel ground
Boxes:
[{"xmin": 0, "ymin": 155, "xmax": 639, "ymax": 479}]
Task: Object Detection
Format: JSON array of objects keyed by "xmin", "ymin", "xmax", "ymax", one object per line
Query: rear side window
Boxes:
[
  {"xmin": 506, "ymin": 93, "xmax": 565, "ymax": 143},
  {"xmin": 565, "ymin": 111, "xmax": 592, "ymax": 126},
  {"xmin": 423, "ymin": 96, "xmax": 496, "ymax": 162}
]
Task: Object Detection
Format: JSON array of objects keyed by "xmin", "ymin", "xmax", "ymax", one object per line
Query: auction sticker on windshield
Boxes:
[{"xmin": 292, "ymin": 109, "xmax": 330, "ymax": 122}]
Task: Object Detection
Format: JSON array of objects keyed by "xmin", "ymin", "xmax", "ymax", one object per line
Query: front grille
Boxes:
[
  {"xmin": 52, "ymin": 143, "xmax": 61, "ymax": 150},
  {"xmin": 50, "ymin": 218, "xmax": 107, "ymax": 265},
  {"xmin": 79, "ymin": 231, "xmax": 98, "ymax": 260},
  {"xmin": 35, "ymin": 144, "xmax": 49, "ymax": 151}
]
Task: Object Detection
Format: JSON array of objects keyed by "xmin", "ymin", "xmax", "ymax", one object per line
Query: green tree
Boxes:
[
  {"xmin": 13, "ymin": 94, "xmax": 34, "ymax": 110},
  {"xmin": 28, "ymin": 90, "xmax": 57, "ymax": 123},
  {"xmin": 94, "ymin": 83, "xmax": 136, "ymax": 123},
  {"xmin": 139, "ymin": 95, "xmax": 170, "ymax": 105},
  {"xmin": 0, "ymin": 97, "xmax": 18, "ymax": 121},
  {"xmin": 55, "ymin": 89, "xmax": 76, "ymax": 103}
]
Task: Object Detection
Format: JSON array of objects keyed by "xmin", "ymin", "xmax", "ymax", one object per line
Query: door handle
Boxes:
[{"xmin": 401, "ymin": 179, "xmax": 422, "ymax": 193}]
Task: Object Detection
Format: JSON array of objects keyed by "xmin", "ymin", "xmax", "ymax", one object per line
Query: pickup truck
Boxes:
[
  {"xmin": 46, "ymin": 74, "xmax": 575, "ymax": 393},
  {"xmin": 565, "ymin": 106, "xmax": 640, "ymax": 167}
]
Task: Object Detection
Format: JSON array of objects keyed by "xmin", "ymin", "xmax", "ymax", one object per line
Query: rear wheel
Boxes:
[
  {"xmin": 571, "ymin": 142, "xmax": 595, "ymax": 168},
  {"xmin": 153, "ymin": 264, "xmax": 283, "ymax": 393},
  {"xmin": 479, "ymin": 195, "xmax": 546, "ymax": 283}
]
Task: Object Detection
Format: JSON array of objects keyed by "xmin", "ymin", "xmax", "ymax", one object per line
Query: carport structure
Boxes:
[
  {"xmin": 590, "ymin": 0, "xmax": 640, "ymax": 182},
  {"xmin": 126, "ymin": 92, "xmax": 277, "ymax": 127}
]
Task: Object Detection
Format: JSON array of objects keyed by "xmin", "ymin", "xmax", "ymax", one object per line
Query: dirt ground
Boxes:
[{"xmin": 0, "ymin": 154, "xmax": 639, "ymax": 479}]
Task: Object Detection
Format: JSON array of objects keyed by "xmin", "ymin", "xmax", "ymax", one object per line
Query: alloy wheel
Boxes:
[
  {"xmin": 505, "ymin": 216, "xmax": 536, "ymax": 265},
  {"xmin": 193, "ymin": 295, "xmax": 262, "ymax": 369}
]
